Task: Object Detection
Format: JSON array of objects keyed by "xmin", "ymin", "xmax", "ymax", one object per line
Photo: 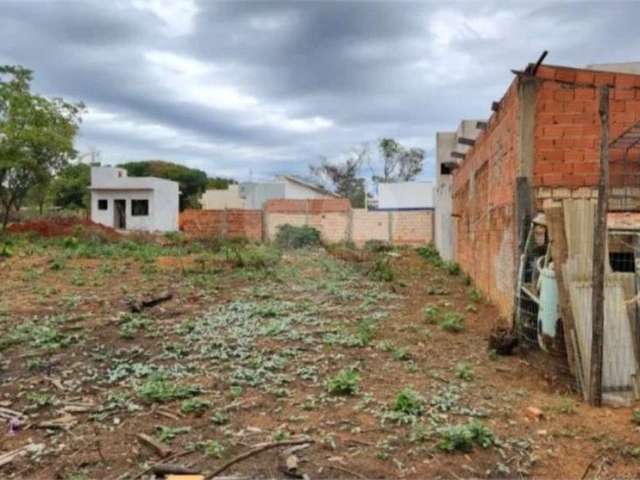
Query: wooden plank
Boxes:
[
  {"xmin": 137, "ymin": 433, "xmax": 172, "ymax": 458},
  {"xmin": 589, "ymin": 85, "xmax": 610, "ymax": 407},
  {"xmin": 545, "ymin": 205, "xmax": 578, "ymax": 376}
]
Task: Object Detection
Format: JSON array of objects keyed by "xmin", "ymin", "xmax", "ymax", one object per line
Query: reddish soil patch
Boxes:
[{"xmin": 7, "ymin": 216, "xmax": 119, "ymax": 238}]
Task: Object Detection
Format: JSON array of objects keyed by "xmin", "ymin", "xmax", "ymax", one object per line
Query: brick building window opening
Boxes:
[
  {"xmin": 441, "ymin": 164, "xmax": 453, "ymax": 175},
  {"xmin": 131, "ymin": 199, "xmax": 149, "ymax": 216},
  {"xmin": 609, "ymin": 251, "xmax": 635, "ymax": 273},
  {"xmin": 97, "ymin": 199, "xmax": 108, "ymax": 210}
]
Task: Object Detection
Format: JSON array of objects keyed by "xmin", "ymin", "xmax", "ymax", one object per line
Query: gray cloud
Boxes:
[{"xmin": 1, "ymin": 0, "xmax": 639, "ymax": 181}]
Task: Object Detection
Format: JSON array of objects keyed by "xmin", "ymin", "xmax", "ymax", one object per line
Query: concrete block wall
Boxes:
[
  {"xmin": 351, "ymin": 209, "xmax": 390, "ymax": 245},
  {"xmin": 179, "ymin": 209, "xmax": 262, "ymax": 241},
  {"xmin": 264, "ymin": 199, "xmax": 351, "ymax": 243},
  {"xmin": 265, "ymin": 199, "xmax": 433, "ymax": 246}
]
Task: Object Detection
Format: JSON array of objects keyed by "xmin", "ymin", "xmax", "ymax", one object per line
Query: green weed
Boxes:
[
  {"xmin": 437, "ymin": 420, "xmax": 495, "ymax": 453},
  {"xmin": 276, "ymin": 224, "xmax": 321, "ymax": 249},
  {"xmin": 439, "ymin": 312, "xmax": 465, "ymax": 332},
  {"xmin": 181, "ymin": 398, "xmax": 211, "ymax": 415},
  {"xmin": 455, "ymin": 362, "xmax": 474, "ymax": 381},
  {"xmin": 326, "ymin": 369, "xmax": 360, "ymax": 396},
  {"xmin": 137, "ymin": 376, "xmax": 201, "ymax": 404}
]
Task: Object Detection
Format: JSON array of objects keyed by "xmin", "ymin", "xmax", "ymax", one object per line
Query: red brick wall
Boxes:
[
  {"xmin": 452, "ymin": 82, "xmax": 519, "ymax": 318},
  {"xmin": 534, "ymin": 65, "xmax": 640, "ymax": 189},
  {"xmin": 179, "ymin": 209, "xmax": 262, "ymax": 241},
  {"xmin": 451, "ymin": 64, "xmax": 640, "ymax": 319}
]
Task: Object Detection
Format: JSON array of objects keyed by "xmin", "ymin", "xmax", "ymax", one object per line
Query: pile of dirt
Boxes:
[{"xmin": 7, "ymin": 216, "xmax": 120, "ymax": 239}]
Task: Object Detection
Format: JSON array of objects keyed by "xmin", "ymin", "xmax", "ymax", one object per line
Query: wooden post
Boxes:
[
  {"xmin": 545, "ymin": 206, "xmax": 577, "ymax": 376},
  {"xmin": 589, "ymin": 85, "xmax": 610, "ymax": 407}
]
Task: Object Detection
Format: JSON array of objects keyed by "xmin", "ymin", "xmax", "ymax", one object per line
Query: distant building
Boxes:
[
  {"xmin": 200, "ymin": 174, "xmax": 339, "ymax": 210},
  {"xmin": 201, "ymin": 184, "xmax": 246, "ymax": 209},
  {"xmin": 434, "ymin": 120, "xmax": 485, "ymax": 261},
  {"xmin": 89, "ymin": 166, "xmax": 179, "ymax": 232},
  {"xmin": 377, "ymin": 181, "xmax": 434, "ymax": 210}
]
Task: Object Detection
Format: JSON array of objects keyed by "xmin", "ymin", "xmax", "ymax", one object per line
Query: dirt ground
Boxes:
[{"xmin": 1, "ymin": 234, "xmax": 640, "ymax": 479}]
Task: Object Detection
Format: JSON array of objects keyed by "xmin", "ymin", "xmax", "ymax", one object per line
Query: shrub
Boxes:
[
  {"xmin": 469, "ymin": 288, "xmax": 482, "ymax": 303},
  {"xmin": 437, "ymin": 420, "xmax": 495, "ymax": 453},
  {"xmin": 224, "ymin": 245, "xmax": 280, "ymax": 269},
  {"xmin": 137, "ymin": 376, "xmax": 201, "ymax": 403},
  {"xmin": 423, "ymin": 305, "xmax": 441, "ymax": 323},
  {"xmin": 364, "ymin": 240, "xmax": 392, "ymax": 253},
  {"xmin": 369, "ymin": 257, "xmax": 394, "ymax": 282},
  {"xmin": 275, "ymin": 224, "xmax": 321, "ymax": 249},
  {"xmin": 392, "ymin": 386, "xmax": 424, "ymax": 417},
  {"xmin": 443, "ymin": 261, "xmax": 461, "ymax": 276},
  {"xmin": 326, "ymin": 369, "xmax": 360, "ymax": 395},
  {"xmin": 356, "ymin": 317, "xmax": 377, "ymax": 346},
  {"xmin": 417, "ymin": 244, "xmax": 443, "ymax": 267},
  {"xmin": 454, "ymin": 362, "xmax": 474, "ymax": 381},
  {"xmin": 439, "ymin": 312, "xmax": 465, "ymax": 332},
  {"xmin": 181, "ymin": 398, "xmax": 211, "ymax": 415},
  {"xmin": 632, "ymin": 410, "xmax": 640, "ymax": 425}
]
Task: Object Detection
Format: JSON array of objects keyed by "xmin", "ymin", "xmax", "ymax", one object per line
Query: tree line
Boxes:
[{"xmin": 1, "ymin": 64, "xmax": 425, "ymax": 229}]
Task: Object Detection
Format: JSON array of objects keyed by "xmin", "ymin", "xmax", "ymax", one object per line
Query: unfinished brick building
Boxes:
[{"xmin": 449, "ymin": 63, "xmax": 640, "ymax": 318}]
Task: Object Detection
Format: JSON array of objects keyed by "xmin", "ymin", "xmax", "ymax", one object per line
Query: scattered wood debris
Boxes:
[
  {"xmin": 136, "ymin": 433, "xmax": 172, "ymax": 458},
  {"xmin": 128, "ymin": 291, "xmax": 173, "ymax": 313},
  {"xmin": 205, "ymin": 438, "xmax": 314, "ymax": 479}
]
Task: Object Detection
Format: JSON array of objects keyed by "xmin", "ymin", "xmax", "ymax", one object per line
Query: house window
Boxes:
[
  {"xmin": 98, "ymin": 199, "xmax": 108, "ymax": 210},
  {"xmin": 131, "ymin": 199, "xmax": 149, "ymax": 216}
]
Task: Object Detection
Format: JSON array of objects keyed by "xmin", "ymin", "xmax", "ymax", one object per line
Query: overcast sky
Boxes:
[{"xmin": 1, "ymin": 1, "xmax": 639, "ymax": 182}]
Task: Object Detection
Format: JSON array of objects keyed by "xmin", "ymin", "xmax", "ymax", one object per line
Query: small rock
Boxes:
[
  {"xmin": 525, "ymin": 406, "xmax": 544, "ymax": 421},
  {"xmin": 286, "ymin": 454, "xmax": 299, "ymax": 471}
]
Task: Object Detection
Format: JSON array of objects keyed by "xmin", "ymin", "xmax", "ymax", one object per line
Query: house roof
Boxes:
[{"xmin": 277, "ymin": 175, "xmax": 341, "ymax": 197}]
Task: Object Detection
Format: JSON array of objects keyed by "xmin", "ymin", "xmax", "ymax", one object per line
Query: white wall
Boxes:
[
  {"xmin": 91, "ymin": 191, "xmax": 156, "ymax": 231},
  {"xmin": 90, "ymin": 166, "xmax": 179, "ymax": 232},
  {"xmin": 435, "ymin": 132, "xmax": 456, "ymax": 261},
  {"xmin": 201, "ymin": 185, "xmax": 246, "ymax": 209},
  {"xmin": 153, "ymin": 180, "xmax": 180, "ymax": 231},
  {"xmin": 378, "ymin": 182, "xmax": 434, "ymax": 209},
  {"xmin": 281, "ymin": 177, "xmax": 331, "ymax": 199}
]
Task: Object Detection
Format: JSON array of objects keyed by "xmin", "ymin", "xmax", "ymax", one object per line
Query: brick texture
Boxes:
[
  {"xmin": 352, "ymin": 209, "xmax": 390, "ymax": 245},
  {"xmin": 451, "ymin": 64, "xmax": 640, "ymax": 319},
  {"xmin": 179, "ymin": 209, "xmax": 262, "ymax": 241}
]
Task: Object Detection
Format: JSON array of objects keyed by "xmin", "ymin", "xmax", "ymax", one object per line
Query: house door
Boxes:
[{"xmin": 114, "ymin": 199, "xmax": 126, "ymax": 229}]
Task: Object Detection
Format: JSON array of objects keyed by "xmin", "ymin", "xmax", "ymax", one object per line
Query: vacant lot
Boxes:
[{"xmin": 1, "ymin": 230, "xmax": 639, "ymax": 479}]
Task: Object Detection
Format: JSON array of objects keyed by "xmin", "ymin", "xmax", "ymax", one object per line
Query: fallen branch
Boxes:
[
  {"xmin": 129, "ymin": 291, "xmax": 173, "ymax": 313},
  {"xmin": 0, "ymin": 406, "xmax": 26, "ymax": 420},
  {"xmin": 0, "ymin": 446, "xmax": 30, "ymax": 468},
  {"xmin": 323, "ymin": 464, "xmax": 368, "ymax": 480},
  {"xmin": 136, "ymin": 433, "xmax": 172, "ymax": 458},
  {"xmin": 205, "ymin": 438, "xmax": 313, "ymax": 479}
]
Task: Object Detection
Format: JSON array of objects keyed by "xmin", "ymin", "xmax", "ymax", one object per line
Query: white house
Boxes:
[
  {"xmin": 200, "ymin": 174, "xmax": 340, "ymax": 210},
  {"xmin": 89, "ymin": 166, "xmax": 179, "ymax": 232},
  {"xmin": 377, "ymin": 181, "xmax": 434, "ymax": 210}
]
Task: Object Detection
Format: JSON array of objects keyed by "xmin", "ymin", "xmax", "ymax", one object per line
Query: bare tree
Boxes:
[
  {"xmin": 310, "ymin": 146, "xmax": 368, "ymax": 208},
  {"xmin": 373, "ymin": 138, "xmax": 424, "ymax": 183}
]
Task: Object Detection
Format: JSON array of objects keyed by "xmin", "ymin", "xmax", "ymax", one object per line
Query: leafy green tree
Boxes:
[
  {"xmin": 50, "ymin": 163, "xmax": 91, "ymax": 210},
  {"xmin": 0, "ymin": 65, "xmax": 83, "ymax": 228},
  {"xmin": 374, "ymin": 138, "xmax": 424, "ymax": 183},
  {"xmin": 207, "ymin": 176, "xmax": 237, "ymax": 190},
  {"xmin": 119, "ymin": 160, "xmax": 208, "ymax": 210}
]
